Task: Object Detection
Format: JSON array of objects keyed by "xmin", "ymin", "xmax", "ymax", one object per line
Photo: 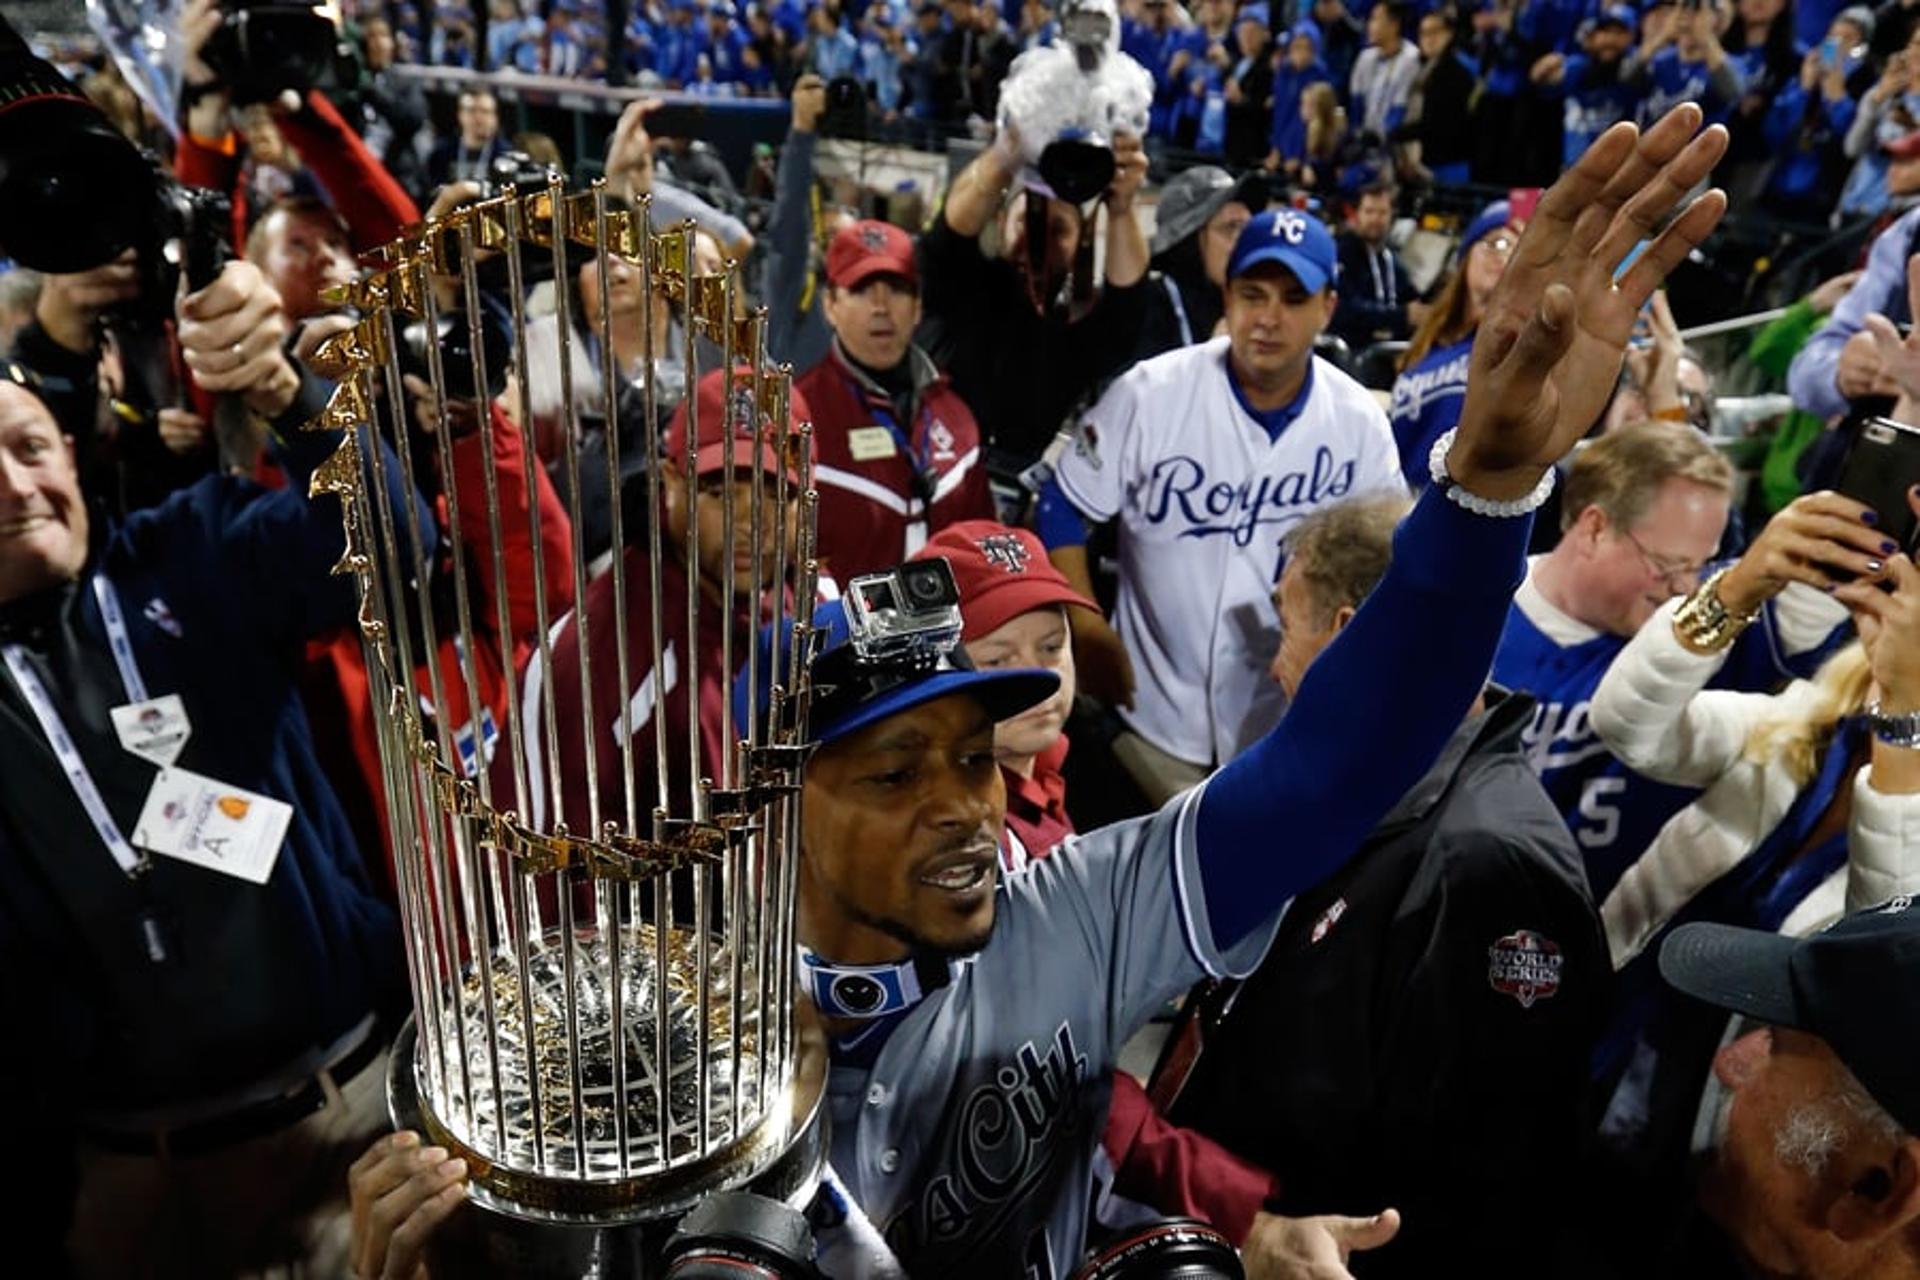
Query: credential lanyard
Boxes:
[{"xmin": 1, "ymin": 576, "xmax": 150, "ymax": 876}]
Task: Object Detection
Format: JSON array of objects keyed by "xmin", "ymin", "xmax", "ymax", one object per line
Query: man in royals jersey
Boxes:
[
  {"xmin": 1038, "ymin": 207, "xmax": 1403, "ymax": 807},
  {"xmin": 1490, "ymin": 422, "xmax": 1856, "ymax": 899}
]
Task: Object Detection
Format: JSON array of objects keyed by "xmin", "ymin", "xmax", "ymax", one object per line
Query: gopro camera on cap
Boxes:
[{"xmin": 844, "ymin": 561, "xmax": 964, "ymax": 666}]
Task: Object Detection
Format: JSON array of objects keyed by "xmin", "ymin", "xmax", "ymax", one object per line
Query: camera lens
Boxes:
[
  {"xmin": 900, "ymin": 561, "xmax": 954, "ymax": 608},
  {"xmin": 663, "ymin": 1192, "xmax": 821, "ymax": 1279},
  {"xmin": 1072, "ymin": 1219, "xmax": 1244, "ymax": 1280}
]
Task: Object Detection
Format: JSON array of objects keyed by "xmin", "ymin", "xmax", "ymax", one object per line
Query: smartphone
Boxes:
[
  {"xmin": 642, "ymin": 103, "xmax": 710, "ymax": 137},
  {"xmin": 1821, "ymin": 35, "xmax": 1840, "ymax": 65},
  {"xmin": 1836, "ymin": 417, "xmax": 1920, "ymax": 553}
]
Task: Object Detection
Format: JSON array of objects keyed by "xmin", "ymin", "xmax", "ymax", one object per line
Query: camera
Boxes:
[
  {"xmin": 0, "ymin": 16, "xmax": 155, "ymax": 273},
  {"xmin": 821, "ymin": 75, "xmax": 869, "ymax": 140},
  {"xmin": 661, "ymin": 1191, "xmax": 825, "ymax": 1278},
  {"xmin": 844, "ymin": 560, "xmax": 964, "ymax": 666},
  {"xmin": 1071, "ymin": 1218, "xmax": 1244, "ymax": 1280},
  {"xmin": 995, "ymin": 0, "xmax": 1151, "ymax": 205},
  {"xmin": 399, "ymin": 305, "xmax": 516, "ymax": 405},
  {"xmin": 477, "ymin": 148, "xmax": 554, "ymax": 199},
  {"xmin": 202, "ymin": 0, "xmax": 346, "ymax": 105}
]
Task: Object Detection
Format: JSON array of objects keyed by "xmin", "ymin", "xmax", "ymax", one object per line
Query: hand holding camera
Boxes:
[{"xmin": 178, "ymin": 260, "xmax": 299, "ymax": 418}]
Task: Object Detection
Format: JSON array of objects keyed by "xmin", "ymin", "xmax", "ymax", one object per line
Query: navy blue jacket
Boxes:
[{"xmin": 0, "ymin": 417, "xmax": 424, "ymax": 1122}]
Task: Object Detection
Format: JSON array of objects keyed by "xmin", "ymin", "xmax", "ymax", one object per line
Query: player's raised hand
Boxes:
[{"xmin": 1448, "ymin": 105, "xmax": 1728, "ymax": 500}]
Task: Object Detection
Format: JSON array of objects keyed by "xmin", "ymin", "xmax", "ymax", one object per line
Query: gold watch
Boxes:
[{"xmin": 1671, "ymin": 567, "xmax": 1761, "ymax": 655}]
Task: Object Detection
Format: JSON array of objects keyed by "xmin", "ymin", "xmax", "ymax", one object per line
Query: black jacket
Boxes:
[
  {"xmin": 1329, "ymin": 231, "xmax": 1413, "ymax": 352},
  {"xmin": 1164, "ymin": 693, "xmax": 1607, "ymax": 1276}
]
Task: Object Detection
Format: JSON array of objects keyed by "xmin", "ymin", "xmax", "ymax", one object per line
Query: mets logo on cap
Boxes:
[
  {"xmin": 728, "ymin": 380, "xmax": 759, "ymax": 439},
  {"xmin": 977, "ymin": 533, "xmax": 1030, "ymax": 574},
  {"xmin": 1487, "ymin": 929, "xmax": 1563, "ymax": 1008}
]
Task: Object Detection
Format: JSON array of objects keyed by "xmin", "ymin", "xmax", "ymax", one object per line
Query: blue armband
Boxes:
[{"xmin": 1034, "ymin": 476, "xmax": 1091, "ymax": 549}]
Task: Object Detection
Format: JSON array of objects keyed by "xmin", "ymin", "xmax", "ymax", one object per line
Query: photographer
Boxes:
[
  {"xmin": 916, "ymin": 121, "xmax": 1151, "ymax": 469},
  {"xmin": 602, "ymin": 99, "xmax": 757, "ymax": 266},
  {"xmin": 1, "ymin": 259, "xmax": 426, "ymax": 1276},
  {"xmin": 176, "ymin": 0, "xmax": 421, "ymax": 257}
]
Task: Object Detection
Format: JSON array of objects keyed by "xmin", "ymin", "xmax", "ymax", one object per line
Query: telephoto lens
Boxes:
[
  {"xmin": 0, "ymin": 16, "xmax": 153, "ymax": 273},
  {"xmin": 1072, "ymin": 1218, "xmax": 1246, "ymax": 1280},
  {"xmin": 660, "ymin": 1192, "xmax": 825, "ymax": 1279}
]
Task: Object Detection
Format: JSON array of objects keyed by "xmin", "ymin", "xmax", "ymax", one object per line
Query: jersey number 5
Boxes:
[{"xmin": 1575, "ymin": 776, "xmax": 1626, "ymax": 850}]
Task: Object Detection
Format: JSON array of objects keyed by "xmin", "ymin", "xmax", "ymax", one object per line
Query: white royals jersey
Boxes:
[{"xmin": 1054, "ymin": 339, "xmax": 1404, "ymax": 767}]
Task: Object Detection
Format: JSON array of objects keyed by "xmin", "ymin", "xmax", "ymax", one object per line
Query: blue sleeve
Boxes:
[
  {"xmin": 1827, "ymin": 91, "xmax": 1859, "ymax": 137},
  {"xmin": 1196, "ymin": 486, "xmax": 1530, "ymax": 947},
  {"xmin": 1034, "ymin": 474, "xmax": 1091, "ymax": 548},
  {"xmin": 1789, "ymin": 209, "xmax": 1912, "ymax": 420}
]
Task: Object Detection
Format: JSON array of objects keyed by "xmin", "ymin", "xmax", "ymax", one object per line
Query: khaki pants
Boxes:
[
  {"xmin": 67, "ymin": 1049, "xmax": 390, "ymax": 1280},
  {"xmin": 1111, "ymin": 729, "xmax": 1213, "ymax": 810}
]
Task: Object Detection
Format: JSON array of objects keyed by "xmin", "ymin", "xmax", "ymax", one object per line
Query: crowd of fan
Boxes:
[
  {"xmin": 6, "ymin": 1, "xmax": 1920, "ymax": 1277},
  {"xmin": 337, "ymin": 0, "xmax": 1920, "ymax": 222}
]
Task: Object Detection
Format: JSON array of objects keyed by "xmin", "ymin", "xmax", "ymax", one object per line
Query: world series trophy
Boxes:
[{"xmin": 304, "ymin": 176, "xmax": 828, "ymax": 1276}]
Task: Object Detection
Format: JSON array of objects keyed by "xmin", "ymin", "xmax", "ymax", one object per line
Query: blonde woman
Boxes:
[
  {"xmin": 1297, "ymin": 81, "xmax": 1347, "ymax": 193},
  {"xmin": 1591, "ymin": 493, "xmax": 1920, "ymax": 969}
]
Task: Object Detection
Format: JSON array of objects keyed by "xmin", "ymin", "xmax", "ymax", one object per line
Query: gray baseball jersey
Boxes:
[{"xmin": 825, "ymin": 783, "xmax": 1277, "ymax": 1278}]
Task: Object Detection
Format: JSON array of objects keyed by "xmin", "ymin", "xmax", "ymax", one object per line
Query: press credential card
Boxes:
[
  {"xmin": 131, "ymin": 767, "xmax": 291, "ymax": 885},
  {"xmin": 110, "ymin": 694, "xmax": 192, "ymax": 767}
]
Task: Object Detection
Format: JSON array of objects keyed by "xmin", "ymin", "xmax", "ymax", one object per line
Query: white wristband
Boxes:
[{"xmin": 1427, "ymin": 428, "xmax": 1557, "ymax": 518}]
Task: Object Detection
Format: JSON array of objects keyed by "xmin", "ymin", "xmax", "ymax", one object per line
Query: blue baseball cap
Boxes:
[
  {"xmin": 732, "ymin": 598, "xmax": 1059, "ymax": 747},
  {"xmin": 1226, "ymin": 208, "xmax": 1338, "ymax": 292},
  {"xmin": 1458, "ymin": 199, "xmax": 1520, "ymax": 259},
  {"xmin": 1596, "ymin": 3, "xmax": 1637, "ymax": 27},
  {"xmin": 1239, "ymin": 2, "xmax": 1271, "ymax": 26}
]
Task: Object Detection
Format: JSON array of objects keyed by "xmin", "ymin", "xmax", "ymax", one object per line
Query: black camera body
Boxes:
[
  {"xmin": 820, "ymin": 75, "xmax": 870, "ymax": 140},
  {"xmin": 202, "ymin": 0, "xmax": 346, "ymax": 105},
  {"xmin": 0, "ymin": 18, "xmax": 155, "ymax": 273},
  {"xmin": 476, "ymin": 148, "xmax": 554, "ymax": 199}
]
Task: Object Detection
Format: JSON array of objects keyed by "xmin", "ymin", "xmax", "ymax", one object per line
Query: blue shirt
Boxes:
[
  {"xmin": 1270, "ymin": 58, "xmax": 1333, "ymax": 158},
  {"xmin": 1387, "ymin": 333, "xmax": 1474, "ymax": 488},
  {"xmin": 1639, "ymin": 48, "xmax": 1742, "ymax": 127},
  {"xmin": 1549, "ymin": 55, "xmax": 1644, "ymax": 169},
  {"xmin": 1491, "ymin": 584, "xmax": 1847, "ymax": 898},
  {"xmin": 1787, "ymin": 203, "xmax": 1920, "ymax": 422}
]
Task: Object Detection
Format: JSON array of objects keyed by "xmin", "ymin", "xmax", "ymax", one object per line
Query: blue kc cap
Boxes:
[
  {"xmin": 1227, "ymin": 208, "xmax": 1338, "ymax": 293},
  {"xmin": 733, "ymin": 598, "xmax": 1059, "ymax": 747}
]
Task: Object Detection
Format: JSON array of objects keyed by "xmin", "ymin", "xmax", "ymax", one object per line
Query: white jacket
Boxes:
[{"xmin": 1589, "ymin": 591, "xmax": 1920, "ymax": 968}]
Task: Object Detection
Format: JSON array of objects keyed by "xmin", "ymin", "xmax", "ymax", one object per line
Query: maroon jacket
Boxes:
[
  {"xmin": 795, "ymin": 343, "xmax": 994, "ymax": 582},
  {"xmin": 503, "ymin": 547, "xmax": 741, "ymax": 837}
]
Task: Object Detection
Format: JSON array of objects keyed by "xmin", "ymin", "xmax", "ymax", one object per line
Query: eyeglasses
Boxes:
[
  {"xmin": 1474, "ymin": 232, "xmax": 1519, "ymax": 259},
  {"xmin": 1618, "ymin": 526, "xmax": 1707, "ymax": 591}
]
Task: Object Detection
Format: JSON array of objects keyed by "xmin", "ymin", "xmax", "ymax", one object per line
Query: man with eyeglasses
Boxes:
[{"xmin": 1491, "ymin": 422, "xmax": 1854, "ymax": 898}]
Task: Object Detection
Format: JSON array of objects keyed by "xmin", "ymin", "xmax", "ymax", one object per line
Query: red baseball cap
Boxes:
[
  {"xmin": 1889, "ymin": 129, "xmax": 1920, "ymax": 161},
  {"xmin": 825, "ymin": 219, "xmax": 919, "ymax": 292},
  {"xmin": 914, "ymin": 521, "xmax": 1095, "ymax": 642},
  {"xmin": 665, "ymin": 366, "xmax": 813, "ymax": 481}
]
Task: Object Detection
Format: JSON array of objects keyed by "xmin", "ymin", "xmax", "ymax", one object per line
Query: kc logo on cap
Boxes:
[{"xmin": 1271, "ymin": 211, "xmax": 1308, "ymax": 244}]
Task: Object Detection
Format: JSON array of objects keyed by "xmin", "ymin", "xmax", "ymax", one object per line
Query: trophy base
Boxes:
[{"xmin": 386, "ymin": 1003, "xmax": 830, "ymax": 1279}]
